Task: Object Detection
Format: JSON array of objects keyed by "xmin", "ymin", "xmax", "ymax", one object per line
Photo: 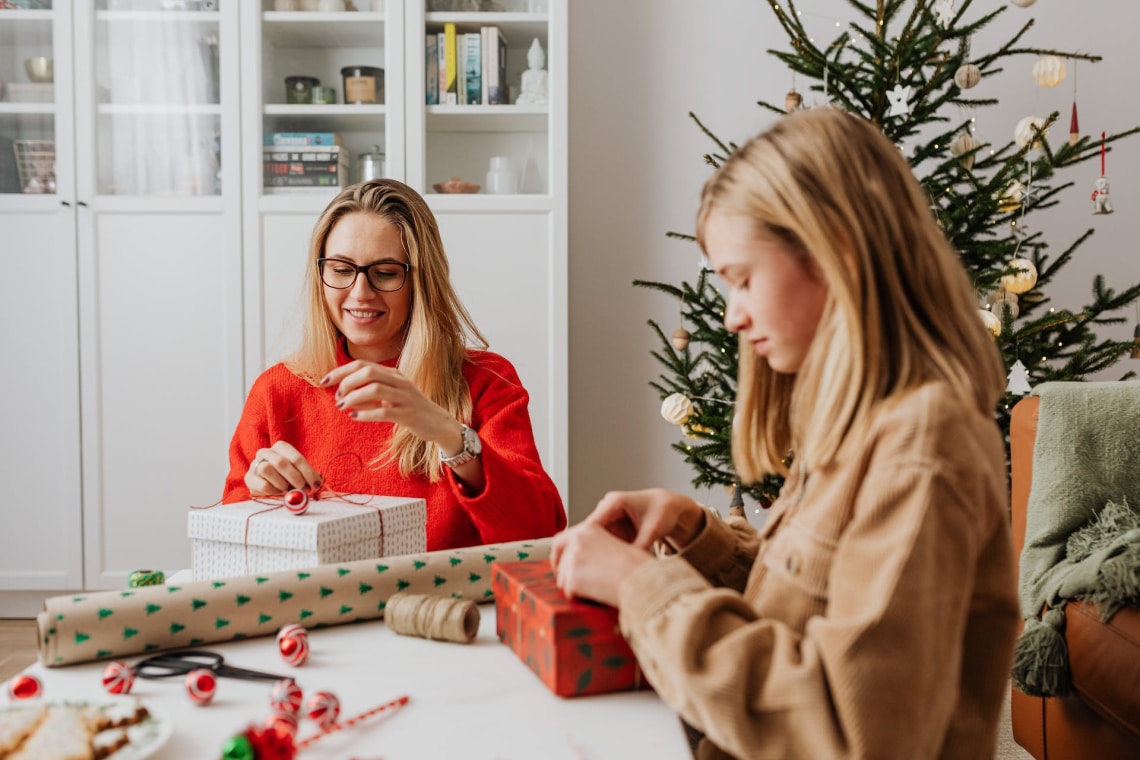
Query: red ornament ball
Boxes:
[
  {"xmin": 101, "ymin": 661, "xmax": 136, "ymax": 695},
  {"xmin": 269, "ymin": 678, "xmax": 303, "ymax": 717},
  {"xmin": 305, "ymin": 690, "xmax": 340, "ymax": 730},
  {"xmin": 8, "ymin": 674, "xmax": 42, "ymax": 700},
  {"xmin": 276, "ymin": 625, "xmax": 309, "ymax": 667},
  {"xmin": 283, "ymin": 489, "xmax": 309, "ymax": 515},
  {"xmin": 185, "ymin": 668, "xmax": 217, "ymax": 705},
  {"xmin": 245, "ymin": 723, "xmax": 297, "ymax": 760}
]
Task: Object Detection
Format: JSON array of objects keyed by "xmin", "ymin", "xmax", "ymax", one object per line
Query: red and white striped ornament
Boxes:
[
  {"xmin": 269, "ymin": 677, "xmax": 303, "ymax": 716},
  {"xmin": 185, "ymin": 668, "xmax": 217, "ymax": 705},
  {"xmin": 283, "ymin": 489, "xmax": 310, "ymax": 515},
  {"xmin": 276, "ymin": 624, "xmax": 309, "ymax": 667},
  {"xmin": 264, "ymin": 710, "xmax": 299, "ymax": 738},
  {"xmin": 305, "ymin": 690, "xmax": 341, "ymax": 730},
  {"xmin": 7, "ymin": 675, "xmax": 42, "ymax": 700},
  {"xmin": 101, "ymin": 661, "xmax": 136, "ymax": 695}
]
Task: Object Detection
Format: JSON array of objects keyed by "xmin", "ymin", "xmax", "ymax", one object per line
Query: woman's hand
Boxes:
[
  {"xmin": 320, "ymin": 361, "xmax": 462, "ymax": 453},
  {"xmin": 581, "ymin": 488, "xmax": 706, "ymax": 551},
  {"xmin": 246, "ymin": 440, "xmax": 322, "ymax": 496},
  {"xmin": 551, "ymin": 523, "xmax": 654, "ymax": 607}
]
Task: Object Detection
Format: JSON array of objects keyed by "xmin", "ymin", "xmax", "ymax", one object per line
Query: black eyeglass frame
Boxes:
[{"xmin": 317, "ymin": 257, "xmax": 411, "ymax": 293}]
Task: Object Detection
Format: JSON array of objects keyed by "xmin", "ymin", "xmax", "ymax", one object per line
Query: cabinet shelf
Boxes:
[
  {"xmin": 0, "ymin": 9, "xmax": 53, "ymax": 21},
  {"xmin": 95, "ymin": 10, "xmax": 221, "ymax": 22},
  {"xmin": 0, "ymin": 12, "xmax": 51, "ymax": 46},
  {"xmin": 0, "ymin": 104, "xmax": 56, "ymax": 116},
  {"xmin": 425, "ymin": 11, "xmax": 546, "ymax": 40},
  {"xmin": 263, "ymin": 104, "xmax": 386, "ymax": 133},
  {"xmin": 426, "ymin": 104, "xmax": 546, "ymax": 132},
  {"xmin": 262, "ymin": 11, "xmax": 385, "ymax": 47},
  {"xmin": 96, "ymin": 103, "xmax": 222, "ymax": 116}
]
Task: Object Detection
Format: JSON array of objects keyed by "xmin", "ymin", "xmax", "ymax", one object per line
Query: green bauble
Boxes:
[{"xmin": 222, "ymin": 734, "xmax": 254, "ymax": 760}]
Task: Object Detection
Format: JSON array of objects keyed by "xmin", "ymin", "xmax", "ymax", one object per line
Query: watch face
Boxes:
[{"xmin": 464, "ymin": 425, "xmax": 482, "ymax": 455}]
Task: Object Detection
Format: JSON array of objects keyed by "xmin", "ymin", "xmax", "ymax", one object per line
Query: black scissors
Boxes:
[{"xmin": 135, "ymin": 650, "xmax": 285, "ymax": 683}]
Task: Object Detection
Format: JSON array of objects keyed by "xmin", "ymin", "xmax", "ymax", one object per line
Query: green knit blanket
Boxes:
[{"xmin": 1012, "ymin": 381, "xmax": 1140, "ymax": 697}]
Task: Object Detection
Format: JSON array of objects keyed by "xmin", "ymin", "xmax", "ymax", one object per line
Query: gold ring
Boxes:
[{"xmin": 255, "ymin": 458, "xmax": 267, "ymax": 471}]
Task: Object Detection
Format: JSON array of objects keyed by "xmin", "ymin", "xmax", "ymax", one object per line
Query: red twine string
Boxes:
[{"xmin": 295, "ymin": 695, "xmax": 410, "ymax": 750}]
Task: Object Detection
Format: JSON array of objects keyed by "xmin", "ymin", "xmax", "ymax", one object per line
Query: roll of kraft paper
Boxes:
[{"xmin": 38, "ymin": 539, "xmax": 548, "ymax": 667}]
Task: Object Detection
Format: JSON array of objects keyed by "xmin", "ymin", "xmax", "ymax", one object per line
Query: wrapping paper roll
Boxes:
[{"xmin": 38, "ymin": 539, "xmax": 549, "ymax": 667}]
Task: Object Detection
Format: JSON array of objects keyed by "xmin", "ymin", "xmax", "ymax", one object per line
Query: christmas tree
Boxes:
[{"xmin": 636, "ymin": 0, "xmax": 1140, "ymax": 508}]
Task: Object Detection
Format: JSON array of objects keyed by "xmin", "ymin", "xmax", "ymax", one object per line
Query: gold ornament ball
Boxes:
[
  {"xmin": 950, "ymin": 133, "xmax": 981, "ymax": 171},
  {"xmin": 954, "ymin": 64, "xmax": 981, "ymax": 90},
  {"xmin": 785, "ymin": 88, "xmax": 802, "ymax": 112},
  {"xmin": 671, "ymin": 328, "xmax": 691, "ymax": 351},
  {"xmin": 1032, "ymin": 55, "xmax": 1066, "ymax": 88},
  {"xmin": 1014, "ymin": 116, "xmax": 1048, "ymax": 150},
  {"xmin": 996, "ymin": 180, "xmax": 1024, "ymax": 213},
  {"xmin": 979, "ymin": 309, "xmax": 1002, "ymax": 337},
  {"xmin": 1002, "ymin": 258, "xmax": 1038, "ymax": 294}
]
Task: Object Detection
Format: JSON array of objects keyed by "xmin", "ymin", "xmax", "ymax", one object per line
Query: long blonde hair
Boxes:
[
  {"xmin": 696, "ymin": 109, "xmax": 1005, "ymax": 481},
  {"xmin": 287, "ymin": 179, "xmax": 488, "ymax": 481}
]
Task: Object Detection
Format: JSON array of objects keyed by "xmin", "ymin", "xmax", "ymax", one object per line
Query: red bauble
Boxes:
[
  {"xmin": 8, "ymin": 674, "xmax": 42, "ymax": 700},
  {"xmin": 245, "ymin": 723, "xmax": 297, "ymax": 760},
  {"xmin": 283, "ymin": 489, "xmax": 310, "ymax": 515},
  {"xmin": 185, "ymin": 668, "xmax": 217, "ymax": 705}
]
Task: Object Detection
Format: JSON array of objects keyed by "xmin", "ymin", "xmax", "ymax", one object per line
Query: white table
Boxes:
[{"xmin": 14, "ymin": 605, "xmax": 692, "ymax": 759}]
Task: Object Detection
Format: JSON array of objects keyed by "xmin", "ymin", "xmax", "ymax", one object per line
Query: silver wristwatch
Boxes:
[{"xmin": 440, "ymin": 424, "xmax": 482, "ymax": 469}]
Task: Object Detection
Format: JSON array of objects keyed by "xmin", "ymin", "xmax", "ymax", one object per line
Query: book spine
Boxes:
[
  {"xmin": 486, "ymin": 27, "xmax": 509, "ymax": 105},
  {"xmin": 443, "ymin": 23, "xmax": 458, "ymax": 105},
  {"xmin": 438, "ymin": 32, "xmax": 447, "ymax": 105},
  {"xmin": 263, "ymin": 132, "xmax": 341, "ymax": 147},
  {"xmin": 425, "ymin": 34, "xmax": 439, "ymax": 105},
  {"xmin": 465, "ymin": 32, "xmax": 482, "ymax": 105},
  {"xmin": 480, "ymin": 27, "xmax": 490, "ymax": 105},
  {"xmin": 456, "ymin": 33, "xmax": 468, "ymax": 105}
]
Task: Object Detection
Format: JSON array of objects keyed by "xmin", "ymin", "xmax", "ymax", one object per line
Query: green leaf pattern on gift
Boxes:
[
  {"xmin": 215, "ymin": 618, "xmax": 230, "ymax": 629},
  {"xmin": 449, "ymin": 557, "xmax": 461, "ymax": 567},
  {"xmin": 396, "ymin": 579, "xmax": 410, "ymax": 591},
  {"xmin": 233, "ymin": 633, "xmax": 247, "ymax": 640},
  {"xmin": 319, "ymin": 586, "xmax": 334, "ymax": 598},
  {"xmin": 578, "ymin": 643, "xmax": 593, "ymax": 659},
  {"xmin": 72, "ymin": 596, "xmax": 86, "ymax": 603},
  {"xmin": 339, "ymin": 605, "xmax": 352, "ymax": 615},
  {"xmin": 98, "ymin": 608, "xmax": 114, "ymax": 620},
  {"xmin": 235, "ymin": 595, "xmax": 251, "ymax": 606},
  {"xmin": 567, "ymin": 627, "xmax": 592, "ymax": 638},
  {"xmin": 378, "ymin": 600, "xmax": 387, "ymax": 611},
  {"xmin": 602, "ymin": 656, "xmax": 628, "ymax": 668},
  {"xmin": 256, "ymin": 577, "xmax": 269, "ymax": 584},
  {"xmin": 97, "ymin": 649, "xmax": 111, "ymax": 658},
  {"xmin": 299, "ymin": 609, "xmax": 313, "ymax": 619},
  {"xmin": 145, "ymin": 603, "xmax": 161, "ymax": 616},
  {"xmin": 433, "ymin": 575, "xmax": 446, "ymax": 587},
  {"xmin": 279, "ymin": 590, "xmax": 293, "ymax": 602},
  {"xmin": 167, "ymin": 587, "xmax": 181, "ymax": 593},
  {"xmin": 120, "ymin": 592, "xmax": 134, "ymax": 598},
  {"xmin": 413, "ymin": 560, "xmax": 426, "ymax": 570},
  {"xmin": 484, "ymin": 554, "xmax": 496, "ymax": 564},
  {"xmin": 376, "ymin": 564, "xmax": 389, "ymax": 573},
  {"xmin": 170, "ymin": 623, "xmax": 186, "ymax": 635},
  {"xmin": 123, "ymin": 628, "xmax": 139, "ymax": 640},
  {"xmin": 576, "ymin": 669, "xmax": 593, "ymax": 694},
  {"xmin": 192, "ymin": 599, "xmax": 207, "ymax": 610},
  {"xmin": 212, "ymin": 581, "xmax": 226, "ymax": 589},
  {"xmin": 359, "ymin": 582, "xmax": 373, "ymax": 594},
  {"xmin": 517, "ymin": 551, "xmax": 529, "ymax": 560},
  {"xmin": 338, "ymin": 568, "xmax": 350, "ymax": 577},
  {"xmin": 298, "ymin": 572, "xmax": 311, "ymax": 580},
  {"xmin": 468, "ymin": 572, "xmax": 481, "ymax": 583},
  {"xmin": 259, "ymin": 614, "xmax": 273, "ymax": 625},
  {"xmin": 189, "ymin": 638, "xmax": 205, "ymax": 645},
  {"xmin": 75, "ymin": 632, "xmax": 90, "ymax": 645},
  {"xmin": 144, "ymin": 644, "xmax": 158, "ymax": 652}
]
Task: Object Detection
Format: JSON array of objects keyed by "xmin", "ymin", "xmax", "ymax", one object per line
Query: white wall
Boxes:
[{"xmin": 566, "ymin": 0, "xmax": 1140, "ymax": 524}]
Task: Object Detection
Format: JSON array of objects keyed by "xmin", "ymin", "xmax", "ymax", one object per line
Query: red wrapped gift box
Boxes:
[{"xmin": 493, "ymin": 559, "xmax": 648, "ymax": 698}]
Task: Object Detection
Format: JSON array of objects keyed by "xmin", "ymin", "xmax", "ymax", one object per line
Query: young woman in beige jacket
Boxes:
[{"xmin": 552, "ymin": 108, "xmax": 1019, "ymax": 759}]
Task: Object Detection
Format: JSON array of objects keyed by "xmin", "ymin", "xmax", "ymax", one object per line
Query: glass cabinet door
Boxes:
[
  {"xmin": 90, "ymin": 0, "xmax": 224, "ymax": 196},
  {"xmin": 0, "ymin": 1, "xmax": 60, "ymax": 196}
]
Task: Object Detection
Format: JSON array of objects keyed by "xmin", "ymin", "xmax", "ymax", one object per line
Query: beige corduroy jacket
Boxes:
[{"xmin": 619, "ymin": 383, "xmax": 1019, "ymax": 759}]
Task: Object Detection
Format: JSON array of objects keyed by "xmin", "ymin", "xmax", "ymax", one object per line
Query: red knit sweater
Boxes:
[{"xmin": 222, "ymin": 350, "xmax": 566, "ymax": 551}]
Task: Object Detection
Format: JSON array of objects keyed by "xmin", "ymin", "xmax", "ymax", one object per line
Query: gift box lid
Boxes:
[
  {"xmin": 187, "ymin": 495, "xmax": 425, "ymax": 551},
  {"xmin": 492, "ymin": 560, "xmax": 623, "ymax": 639}
]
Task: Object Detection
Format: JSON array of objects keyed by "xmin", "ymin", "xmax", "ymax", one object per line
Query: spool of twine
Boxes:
[{"xmin": 384, "ymin": 592, "xmax": 479, "ymax": 644}]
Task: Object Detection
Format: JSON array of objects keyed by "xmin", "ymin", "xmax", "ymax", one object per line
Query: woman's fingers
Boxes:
[{"xmin": 248, "ymin": 442, "xmax": 322, "ymax": 494}]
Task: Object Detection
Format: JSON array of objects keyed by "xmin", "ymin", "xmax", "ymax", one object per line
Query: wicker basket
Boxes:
[{"xmin": 13, "ymin": 139, "xmax": 55, "ymax": 193}]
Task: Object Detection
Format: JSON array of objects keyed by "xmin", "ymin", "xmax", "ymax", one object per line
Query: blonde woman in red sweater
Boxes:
[
  {"xmin": 223, "ymin": 179, "xmax": 565, "ymax": 551},
  {"xmin": 551, "ymin": 109, "xmax": 1019, "ymax": 758}
]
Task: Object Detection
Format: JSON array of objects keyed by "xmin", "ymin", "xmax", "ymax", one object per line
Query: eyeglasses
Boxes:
[{"xmin": 317, "ymin": 258, "xmax": 410, "ymax": 293}]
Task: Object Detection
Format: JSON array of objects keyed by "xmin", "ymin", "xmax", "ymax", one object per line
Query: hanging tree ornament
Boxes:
[
  {"xmin": 1092, "ymin": 131, "xmax": 1114, "ymax": 215},
  {"xmin": 1006, "ymin": 360, "xmax": 1033, "ymax": 395},
  {"xmin": 1009, "ymin": 0, "xmax": 1036, "ymax": 7},
  {"xmin": 996, "ymin": 179, "xmax": 1024, "ymax": 213},
  {"xmin": 934, "ymin": 0, "xmax": 956, "ymax": 29},
  {"xmin": 785, "ymin": 73, "xmax": 802, "ymax": 112},
  {"xmin": 1014, "ymin": 116, "xmax": 1048, "ymax": 150},
  {"xmin": 950, "ymin": 131, "xmax": 981, "ymax": 170},
  {"xmin": 660, "ymin": 393, "xmax": 695, "ymax": 426},
  {"xmin": 1031, "ymin": 55, "xmax": 1066, "ymax": 88},
  {"xmin": 1002, "ymin": 258, "xmax": 1038, "ymax": 294},
  {"xmin": 955, "ymin": 63, "xmax": 980, "ymax": 89},
  {"xmin": 979, "ymin": 309, "xmax": 1002, "ymax": 337},
  {"xmin": 888, "ymin": 84, "xmax": 912, "ymax": 118},
  {"xmin": 1069, "ymin": 61, "xmax": 1081, "ymax": 146}
]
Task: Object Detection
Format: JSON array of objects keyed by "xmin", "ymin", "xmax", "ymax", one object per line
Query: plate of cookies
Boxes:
[{"xmin": 0, "ymin": 696, "xmax": 170, "ymax": 759}]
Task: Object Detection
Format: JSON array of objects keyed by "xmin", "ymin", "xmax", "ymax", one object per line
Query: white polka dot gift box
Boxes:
[{"xmin": 188, "ymin": 495, "xmax": 426, "ymax": 581}]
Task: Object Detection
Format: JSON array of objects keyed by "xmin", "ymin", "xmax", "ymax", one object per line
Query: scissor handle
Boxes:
[
  {"xmin": 135, "ymin": 650, "xmax": 222, "ymax": 679},
  {"xmin": 214, "ymin": 663, "xmax": 288, "ymax": 682}
]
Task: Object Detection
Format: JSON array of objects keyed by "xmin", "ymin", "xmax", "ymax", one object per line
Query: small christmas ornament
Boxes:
[
  {"xmin": 1002, "ymin": 258, "xmax": 1038, "ymax": 294},
  {"xmin": 221, "ymin": 733, "xmax": 256, "ymax": 760},
  {"xmin": 242, "ymin": 723, "xmax": 297, "ymax": 760},
  {"xmin": 660, "ymin": 392, "xmax": 694, "ymax": 426},
  {"xmin": 784, "ymin": 87, "xmax": 802, "ymax": 112},
  {"xmin": 996, "ymin": 180, "xmax": 1024, "ymax": 213},
  {"xmin": 1069, "ymin": 62, "xmax": 1081, "ymax": 146},
  {"xmin": 1010, "ymin": 0, "xmax": 1036, "ymax": 6},
  {"xmin": 1006, "ymin": 360, "xmax": 1033, "ymax": 395},
  {"xmin": 1031, "ymin": 55, "xmax": 1066, "ymax": 88},
  {"xmin": 1014, "ymin": 116, "xmax": 1048, "ymax": 150},
  {"xmin": 887, "ymin": 84, "xmax": 912, "ymax": 117},
  {"xmin": 185, "ymin": 668, "xmax": 217, "ymax": 705},
  {"xmin": 265, "ymin": 710, "xmax": 300, "ymax": 738},
  {"xmin": 283, "ymin": 489, "xmax": 309, "ymax": 515},
  {"xmin": 270, "ymin": 677, "xmax": 304, "ymax": 716},
  {"xmin": 979, "ymin": 309, "xmax": 1002, "ymax": 337},
  {"xmin": 934, "ymin": 0, "xmax": 955, "ymax": 28},
  {"xmin": 101, "ymin": 661, "xmax": 136, "ymax": 695},
  {"xmin": 277, "ymin": 624, "xmax": 310, "ymax": 667},
  {"xmin": 306, "ymin": 690, "xmax": 341, "ymax": 730},
  {"xmin": 950, "ymin": 132, "xmax": 981, "ymax": 170},
  {"xmin": 1092, "ymin": 132, "xmax": 1114, "ymax": 215},
  {"xmin": 7, "ymin": 674, "xmax": 42, "ymax": 700},
  {"xmin": 671, "ymin": 328, "xmax": 691, "ymax": 351},
  {"xmin": 993, "ymin": 292, "xmax": 1020, "ymax": 320},
  {"xmin": 954, "ymin": 63, "xmax": 981, "ymax": 89}
]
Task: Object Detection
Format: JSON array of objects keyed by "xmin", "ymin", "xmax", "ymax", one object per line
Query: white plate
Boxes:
[{"xmin": 0, "ymin": 696, "xmax": 171, "ymax": 760}]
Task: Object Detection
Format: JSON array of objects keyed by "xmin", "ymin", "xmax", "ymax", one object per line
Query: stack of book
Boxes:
[
  {"xmin": 263, "ymin": 132, "xmax": 349, "ymax": 192},
  {"xmin": 426, "ymin": 24, "xmax": 508, "ymax": 106}
]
